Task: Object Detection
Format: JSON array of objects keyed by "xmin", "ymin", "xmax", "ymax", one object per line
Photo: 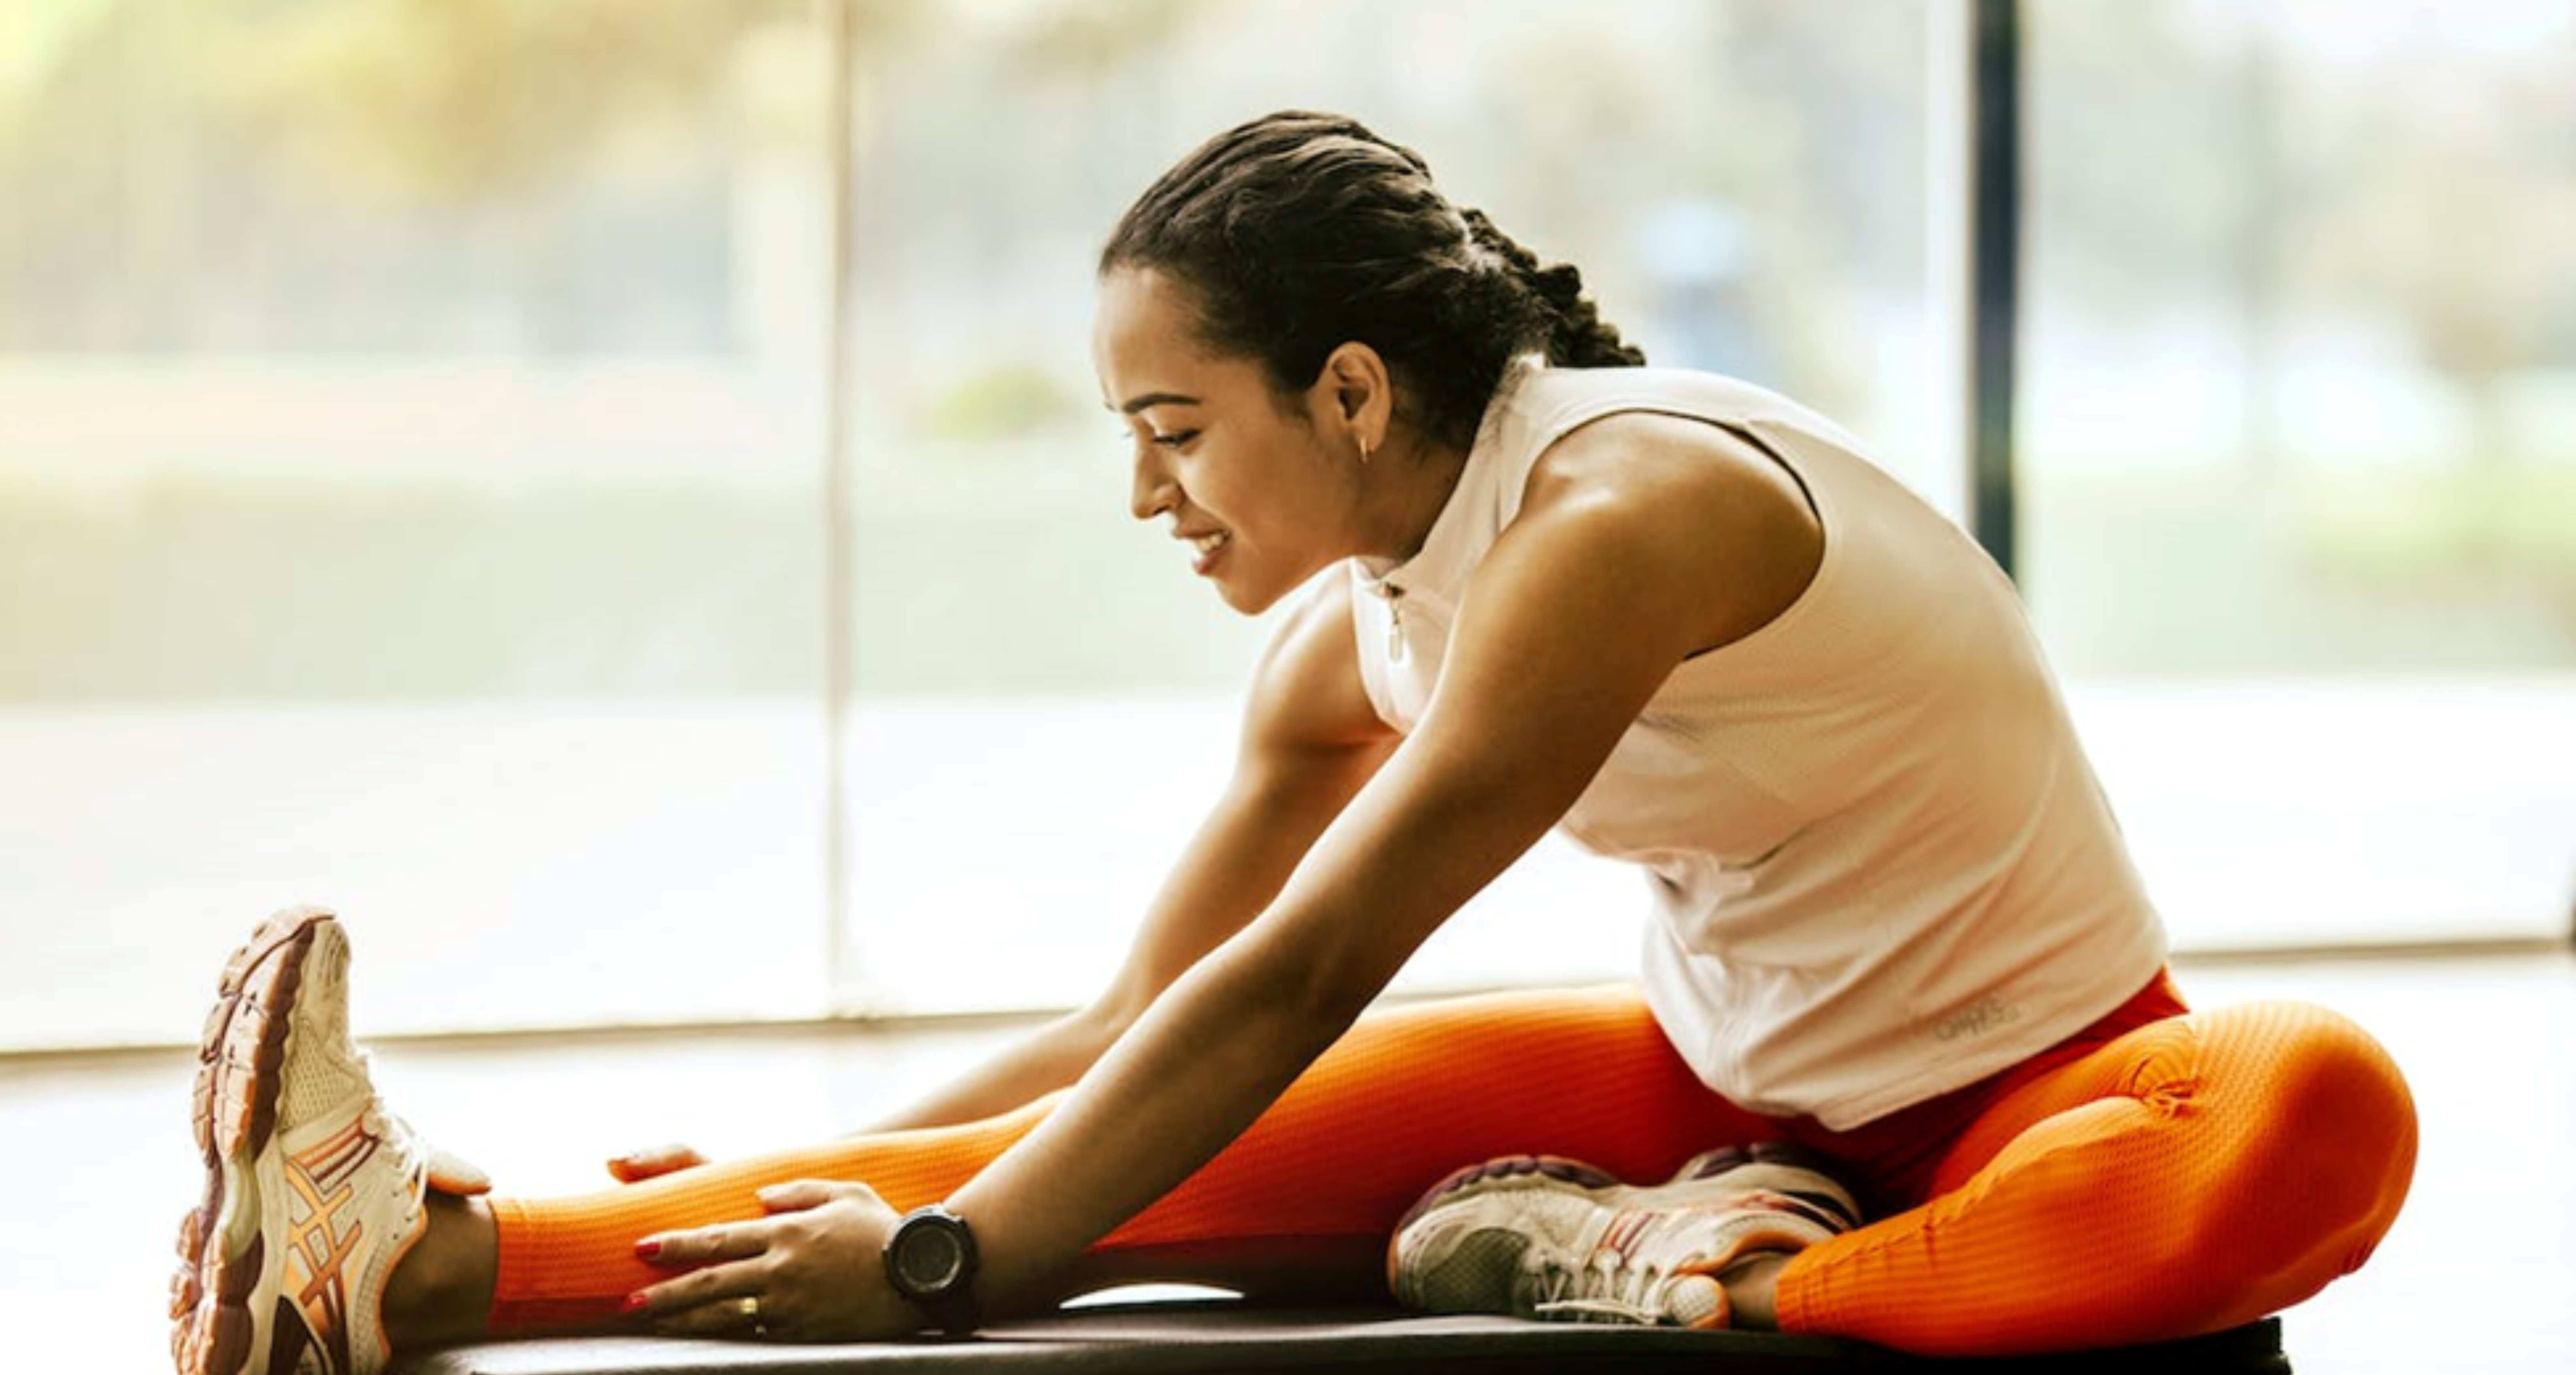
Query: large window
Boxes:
[
  {"xmin": 2, "ymin": 0, "xmax": 1938, "ymax": 1044},
  {"xmin": 0, "ymin": 0, "xmax": 839, "ymax": 1045},
  {"xmin": 8, "ymin": 2, "xmax": 2559, "ymax": 1052},
  {"xmin": 2024, "ymin": 0, "xmax": 2576, "ymax": 948}
]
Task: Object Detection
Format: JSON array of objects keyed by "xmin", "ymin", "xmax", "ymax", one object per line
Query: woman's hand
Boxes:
[
  {"xmin": 605, "ymin": 1142, "xmax": 708, "ymax": 1184},
  {"xmin": 628, "ymin": 1180, "xmax": 923, "ymax": 1342}
]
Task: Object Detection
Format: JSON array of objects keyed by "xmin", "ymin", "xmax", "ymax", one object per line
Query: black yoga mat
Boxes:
[{"xmin": 396, "ymin": 1301, "xmax": 2290, "ymax": 1375}]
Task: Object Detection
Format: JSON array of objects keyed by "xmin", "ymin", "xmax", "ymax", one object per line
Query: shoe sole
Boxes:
[
  {"xmin": 1393, "ymin": 1155, "xmax": 1623, "ymax": 1236},
  {"xmin": 169, "ymin": 906, "xmax": 336, "ymax": 1375}
]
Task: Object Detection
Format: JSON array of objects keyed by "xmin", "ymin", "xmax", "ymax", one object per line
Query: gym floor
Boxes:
[{"xmin": 9, "ymin": 947, "xmax": 2568, "ymax": 1373}]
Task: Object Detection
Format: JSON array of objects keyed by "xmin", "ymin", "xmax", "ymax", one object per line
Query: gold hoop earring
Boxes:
[{"xmin": 1357, "ymin": 435, "xmax": 1375, "ymax": 465}]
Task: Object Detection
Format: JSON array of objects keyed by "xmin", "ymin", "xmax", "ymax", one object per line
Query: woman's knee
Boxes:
[{"xmin": 2203, "ymin": 1001, "xmax": 2416, "ymax": 1268}]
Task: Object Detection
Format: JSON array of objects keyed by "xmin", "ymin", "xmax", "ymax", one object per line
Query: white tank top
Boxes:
[{"xmin": 1349, "ymin": 365, "xmax": 2167, "ymax": 1129}]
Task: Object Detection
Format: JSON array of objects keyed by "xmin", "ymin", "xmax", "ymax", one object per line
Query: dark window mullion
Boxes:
[{"xmin": 1969, "ymin": 0, "xmax": 2022, "ymax": 580}]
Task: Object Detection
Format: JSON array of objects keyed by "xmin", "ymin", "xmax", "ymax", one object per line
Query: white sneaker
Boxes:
[
  {"xmin": 1388, "ymin": 1145, "xmax": 1862, "ymax": 1330},
  {"xmin": 168, "ymin": 908, "xmax": 484, "ymax": 1375}
]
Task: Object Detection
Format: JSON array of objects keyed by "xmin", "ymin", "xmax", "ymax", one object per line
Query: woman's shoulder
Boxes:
[
  {"xmin": 1505, "ymin": 408, "xmax": 1824, "ymax": 659},
  {"xmin": 1511, "ymin": 363, "xmax": 1791, "ymax": 420},
  {"xmin": 1515, "ymin": 383, "xmax": 1813, "ymax": 528},
  {"xmin": 1500, "ymin": 365, "xmax": 1870, "ymax": 466},
  {"xmin": 1494, "ymin": 364, "xmax": 1875, "ymax": 552}
]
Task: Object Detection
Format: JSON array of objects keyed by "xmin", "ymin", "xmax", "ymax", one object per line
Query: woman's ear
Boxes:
[{"xmin": 1314, "ymin": 342, "xmax": 1392, "ymax": 455}]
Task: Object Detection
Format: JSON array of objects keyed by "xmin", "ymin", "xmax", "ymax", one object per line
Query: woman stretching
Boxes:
[{"xmin": 168, "ymin": 111, "xmax": 2415, "ymax": 1375}]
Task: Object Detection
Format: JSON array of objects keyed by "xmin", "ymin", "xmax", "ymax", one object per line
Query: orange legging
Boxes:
[{"xmin": 486, "ymin": 973, "xmax": 2415, "ymax": 1356}]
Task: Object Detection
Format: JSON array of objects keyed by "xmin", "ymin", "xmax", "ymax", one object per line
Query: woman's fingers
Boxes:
[
  {"xmin": 607, "ymin": 1142, "xmax": 708, "ymax": 1184},
  {"xmin": 629, "ymin": 1235, "xmax": 775, "ymax": 1332},
  {"xmin": 757, "ymin": 1178, "xmax": 875, "ymax": 1214},
  {"xmin": 424, "ymin": 1145, "xmax": 492, "ymax": 1196},
  {"xmin": 624, "ymin": 1186, "xmax": 915, "ymax": 1343},
  {"xmin": 629, "ymin": 1269, "xmax": 770, "ymax": 1336},
  {"xmin": 636, "ymin": 1219, "xmax": 769, "ymax": 1269}
]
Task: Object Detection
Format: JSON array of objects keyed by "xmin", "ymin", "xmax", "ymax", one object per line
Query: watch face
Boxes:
[{"xmin": 895, "ymin": 1220, "xmax": 968, "ymax": 1292}]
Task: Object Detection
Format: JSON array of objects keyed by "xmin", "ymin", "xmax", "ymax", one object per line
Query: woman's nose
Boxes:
[{"xmin": 1130, "ymin": 448, "xmax": 1178, "ymax": 521}]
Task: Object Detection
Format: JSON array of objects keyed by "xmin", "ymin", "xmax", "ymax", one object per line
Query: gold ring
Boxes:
[{"xmin": 732, "ymin": 1295, "xmax": 761, "ymax": 1322}]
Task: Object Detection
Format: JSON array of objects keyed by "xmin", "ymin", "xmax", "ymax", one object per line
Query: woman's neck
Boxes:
[{"xmin": 1358, "ymin": 430, "xmax": 1471, "ymax": 566}]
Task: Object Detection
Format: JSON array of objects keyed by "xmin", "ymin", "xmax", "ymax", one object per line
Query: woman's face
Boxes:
[{"xmin": 1092, "ymin": 266, "xmax": 1361, "ymax": 615}]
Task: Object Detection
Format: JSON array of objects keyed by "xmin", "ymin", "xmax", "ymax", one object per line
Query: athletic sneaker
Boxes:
[
  {"xmin": 1388, "ymin": 1144, "xmax": 1862, "ymax": 1330},
  {"xmin": 168, "ymin": 907, "xmax": 484, "ymax": 1375}
]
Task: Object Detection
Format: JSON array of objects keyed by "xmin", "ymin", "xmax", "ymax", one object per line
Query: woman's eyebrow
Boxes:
[{"xmin": 1117, "ymin": 391, "xmax": 1203, "ymax": 415}]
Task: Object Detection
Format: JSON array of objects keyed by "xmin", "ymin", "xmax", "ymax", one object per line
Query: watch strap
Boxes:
[{"xmin": 916, "ymin": 1283, "xmax": 983, "ymax": 1337}]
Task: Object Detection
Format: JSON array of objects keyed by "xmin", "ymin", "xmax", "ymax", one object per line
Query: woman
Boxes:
[{"xmin": 168, "ymin": 111, "xmax": 2414, "ymax": 1375}]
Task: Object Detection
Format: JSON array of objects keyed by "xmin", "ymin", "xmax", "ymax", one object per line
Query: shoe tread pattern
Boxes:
[{"xmin": 170, "ymin": 907, "xmax": 336, "ymax": 1375}]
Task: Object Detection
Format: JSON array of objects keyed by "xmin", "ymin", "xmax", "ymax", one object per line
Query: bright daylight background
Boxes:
[{"xmin": 1, "ymin": 0, "xmax": 2570, "ymax": 1051}]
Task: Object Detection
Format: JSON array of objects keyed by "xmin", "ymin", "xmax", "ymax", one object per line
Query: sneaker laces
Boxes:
[
  {"xmin": 1523, "ymin": 1249, "xmax": 1704, "ymax": 1326},
  {"xmin": 356, "ymin": 1054, "xmax": 490, "ymax": 1199}
]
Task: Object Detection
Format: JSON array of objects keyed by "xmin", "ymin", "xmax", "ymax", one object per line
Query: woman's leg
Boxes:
[
  {"xmin": 1773, "ymin": 1000, "xmax": 2418, "ymax": 1356},
  {"xmin": 470, "ymin": 983, "xmax": 1776, "ymax": 1333}
]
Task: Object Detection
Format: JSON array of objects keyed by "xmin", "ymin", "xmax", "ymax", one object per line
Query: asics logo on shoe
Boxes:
[{"xmin": 281, "ymin": 1114, "xmax": 390, "ymax": 1374}]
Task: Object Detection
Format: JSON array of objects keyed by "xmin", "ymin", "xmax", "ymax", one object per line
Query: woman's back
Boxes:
[{"xmin": 1349, "ymin": 364, "xmax": 2168, "ymax": 1128}]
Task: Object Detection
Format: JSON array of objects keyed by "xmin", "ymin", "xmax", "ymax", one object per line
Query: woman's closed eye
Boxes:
[{"xmin": 1150, "ymin": 430, "xmax": 1199, "ymax": 450}]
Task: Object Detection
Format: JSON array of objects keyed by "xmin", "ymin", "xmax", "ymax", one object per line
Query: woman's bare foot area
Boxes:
[
  {"xmin": 384, "ymin": 1193, "xmax": 503, "ymax": 1349},
  {"xmin": 1719, "ymin": 1251, "xmax": 1791, "ymax": 1330}
]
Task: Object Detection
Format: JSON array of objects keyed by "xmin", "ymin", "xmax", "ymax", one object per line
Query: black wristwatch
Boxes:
[{"xmin": 882, "ymin": 1204, "xmax": 983, "ymax": 1336}]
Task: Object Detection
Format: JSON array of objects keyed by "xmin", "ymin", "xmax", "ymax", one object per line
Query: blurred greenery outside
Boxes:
[
  {"xmin": 2, "ymin": 0, "xmax": 2570, "ymax": 1046},
  {"xmin": 1, "ymin": 0, "xmax": 2571, "ymax": 705}
]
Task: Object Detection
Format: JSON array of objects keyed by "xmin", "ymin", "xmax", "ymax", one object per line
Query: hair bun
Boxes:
[{"xmin": 1531, "ymin": 262, "xmax": 1585, "ymax": 315}]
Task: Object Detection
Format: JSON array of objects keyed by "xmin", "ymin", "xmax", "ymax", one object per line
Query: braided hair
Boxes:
[{"xmin": 1100, "ymin": 111, "xmax": 1644, "ymax": 453}]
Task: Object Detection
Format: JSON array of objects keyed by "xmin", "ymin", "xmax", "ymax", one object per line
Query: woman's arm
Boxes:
[
  {"xmin": 865, "ymin": 577, "xmax": 1401, "ymax": 1134},
  {"xmin": 608, "ymin": 581, "xmax": 1394, "ymax": 1182},
  {"xmin": 948, "ymin": 416, "xmax": 1824, "ymax": 1311},
  {"xmin": 631, "ymin": 418, "xmax": 1819, "ymax": 1337}
]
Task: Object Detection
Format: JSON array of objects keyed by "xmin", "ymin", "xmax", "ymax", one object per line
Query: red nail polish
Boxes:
[
  {"xmin": 620, "ymin": 1293, "xmax": 648, "ymax": 1315},
  {"xmin": 634, "ymin": 1239, "xmax": 661, "ymax": 1260}
]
